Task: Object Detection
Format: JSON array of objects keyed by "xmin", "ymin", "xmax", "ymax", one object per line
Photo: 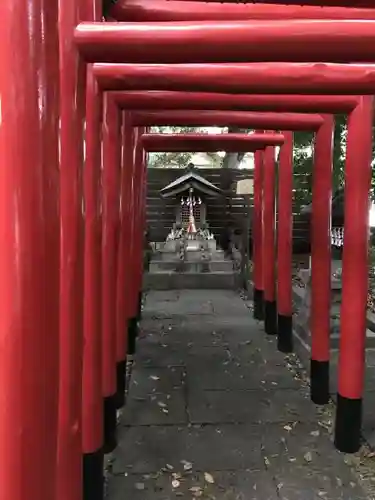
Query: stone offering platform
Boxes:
[{"xmin": 145, "ymin": 244, "xmax": 239, "ymax": 290}]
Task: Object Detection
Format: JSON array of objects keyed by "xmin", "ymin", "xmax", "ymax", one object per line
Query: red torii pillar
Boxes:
[
  {"xmin": 263, "ymin": 145, "xmax": 277, "ymax": 335},
  {"xmin": 310, "ymin": 115, "xmax": 334, "ymax": 405},
  {"xmin": 102, "ymin": 95, "xmax": 122, "ymax": 454},
  {"xmin": 277, "ymin": 131, "xmax": 294, "ymax": 352},
  {"xmin": 253, "ymin": 149, "xmax": 264, "ymax": 321},
  {"xmin": 115, "ymin": 115, "xmax": 130, "ymax": 409},
  {"xmin": 57, "ymin": 0, "xmax": 87, "ymax": 498},
  {"xmin": 82, "ymin": 4, "xmax": 104, "ymax": 500},
  {"xmin": 127, "ymin": 127, "xmax": 146, "ymax": 357},
  {"xmin": 117, "ymin": 114, "xmax": 137, "ymax": 381},
  {"xmin": 0, "ymin": 2, "xmax": 60, "ymax": 500},
  {"xmin": 335, "ymin": 96, "xmax": 374, "ymax": 452},
  {"xmin": 83, "ymin": 66, "xmax": 104, "ymax": 500},
  {"xmin": 135, "ymin": 129, "xmax": 148, "ymax": 322}
]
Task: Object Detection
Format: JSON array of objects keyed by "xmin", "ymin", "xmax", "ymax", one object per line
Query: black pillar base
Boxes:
[
  {"xmin": 103, "ymin": 395, "xmax": 117, "ymax": 454},
  {"xmin": 277, "ymin": 314, "xmax": 293, "ymax": 353},
  {"xmin": 334, "ymin": 393, "xmax": 362, "ymax": 453},
  {"xmin": 310, "ymin": 359, "xmax": 330, "ymax": 405},
  {"xmin": 127, "ymin": 317, "xmax": 138, "ymax": 355},
  {"xmin": 136, "ymin": 291, "xmax": 143, "ymax": 322},
  {"xmin": 264, "ymin": 300, "xmax": 277, "ymax": 335},
  {"xmin": 115, "ymin": 360, "xmax": 126, "ymax": 409},
  {"xmin": 253, "ymin": 288, "xmax": 264, "ymax": 321},
  {"xmin": 83, "ymin": 449, "xmax": 104, "ymax": 500}
]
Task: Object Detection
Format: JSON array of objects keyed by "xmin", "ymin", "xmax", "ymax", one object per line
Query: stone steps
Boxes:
[
  {"xmin": 149, "ymin": 259, "xmax": 233, "ymax": 273},
  {"xmin": 292, "ymin": 284, "xmax": 375, "ymax": 348},
  {"xmin": 143, "ymin": 271, "xmax": 240, "ymax": 290}
]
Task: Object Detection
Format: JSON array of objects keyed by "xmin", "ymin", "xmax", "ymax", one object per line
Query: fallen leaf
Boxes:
[
  {"xmin": 190, "ymin": 486, "xmax": 203, "ymax": 497},
  {"xmin": 304, "ymin": 451, "xmax": 313, "ymax": 463},
  {"xmin": 310, "ymin": 430, "xmax": 320, "ymax": 437},
  {"xmin": 150, "ymin": 375, "xmax": 160, "ymax": 381},
  {"xmin": 172, "ymin": 479, "xmax": 180, "ymax": 488},
  {"xmin": 190, "ymin": 486, "xmax": 202, "ymax": 492},
  {"xmin": 283, "ymin": 425, "xmax": 292, "ymax": 432},
  {"xmin": 204, "ymin": 472, "xmax": 215, "ymax": 484}
]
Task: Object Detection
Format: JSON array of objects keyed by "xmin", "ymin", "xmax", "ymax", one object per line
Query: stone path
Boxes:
[{"xmin": 107, "ymin": 290, "xmax": 370, "ymax": 499}]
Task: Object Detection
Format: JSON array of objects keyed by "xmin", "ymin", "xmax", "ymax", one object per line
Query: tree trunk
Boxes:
[{"xmin": 221, "ymin": 126, "xmax": 248, "ymax": 168}]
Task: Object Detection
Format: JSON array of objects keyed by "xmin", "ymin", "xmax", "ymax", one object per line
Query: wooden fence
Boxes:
[{"xmin": 146, "ymin": 167, "xmax": 311, "ymax": 252}]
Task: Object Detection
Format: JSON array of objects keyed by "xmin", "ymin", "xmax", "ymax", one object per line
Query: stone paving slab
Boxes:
[
  {"xmin": 187, "ymin": 389, "xmax": 320, "ymax": 425},
  {"xmin": 108, "ymin": 290, "xmax": 371, "ymax": 500},
  {"xmin": 108, "ymin": 469, "xmax": 278, "ymax": 500},
  {"xmin": 186, "ymin": 362, "xmax": 301, "ymax": 391},
  {"xmin": 121, "ymin": 387, "xmax": 188, "ymax": 426},
  {"xmin": 112, "ymin": 424, "xmax": 264, "ymax": 474},
  {"xmin": 127, "ymin": 366, "xmax": 185, "ymax": 397}
]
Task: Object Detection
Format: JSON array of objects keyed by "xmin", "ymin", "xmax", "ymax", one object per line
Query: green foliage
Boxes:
[
  {"xmin": 293, "ymin": 149, "xmax": 314, "ymax": 209},
  {"xmin": 147, "ymin": 125, "xmax": 221, "ymax": 168},
  {"xmin": 148, "ymin": 151, "xmax": 193, "ymax": 168},
  {"xmin": 291, "ymin": 115, "xmax": 371, "ymax": 209},
  {"xmin": 147, "ymin": 120, "xmax": 375, "ymax": 206}
]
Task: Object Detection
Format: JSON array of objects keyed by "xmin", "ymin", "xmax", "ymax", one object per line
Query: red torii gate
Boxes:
[
  {"xmin": 61, "ymin": 58, "xmax": 375, "ymax": 500},
  {"xmin": 173, "ymin": 0, "xmax": 375, "ymax": 5},
  {"xmin": 94, "ymin": 59, "xmax": 371, "ymax": 446},
  {"xmin": 80, "ymin": 63, "xmax": 371, "ymax": 498},
  {"xmin": 141, "ymin": 133, "xmax": 284, "ymax": 153},
  {"xmin": 141, "ymin": 132, "xmax": 285, "ymax": 151},
  {"xmin": 109, "ymin": 0, "xmax": 375, "ymax": 21},
  {"xmin": 75, "ymin": 20, "xmax": 375, "ymax": 63},
  {"xmin": 131, "ymin": 109, "xmax": 327, "ymax": 351},
  {"xmin": 131, "ymin": 109, "xmax": 325, "ymax": 129},
  {"xmin": 112, "ymin": 91, "xmax": 359, "ymax": 113},
  {"xmin": 2, "ymin": 3, "xmax": 375, "ymax": 500},
  {"xmin": 93, "ymin": 62, "xmax": 375, "ymax": 94}
]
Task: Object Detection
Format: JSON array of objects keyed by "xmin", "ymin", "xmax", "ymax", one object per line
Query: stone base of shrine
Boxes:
[
  {"xmin": 291, "ymin": 284, "xmax": 375, "ymax": 348},
  {"xmin": 149, "ymin": 259, "xmax": 233, "ymax": 274},
  {"xmin": 155, "ymin": 249, "xmax": 225, "ymax": 262},
  {"xmin": 143, "ymin": 271, "xmax": 240, "ymax": 290},
  {"xmin": 245, "ymin": 279, "xmax": 375, "ymax": 348}
]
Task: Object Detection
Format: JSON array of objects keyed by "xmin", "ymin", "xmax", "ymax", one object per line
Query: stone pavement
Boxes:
[{"xmin": 107, "ymin": 290, "xmax": 371, "ymax": 500}]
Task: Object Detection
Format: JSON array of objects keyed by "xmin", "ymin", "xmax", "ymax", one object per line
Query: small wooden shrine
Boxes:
[{"xmin": 160, "ymin": 163, "xmax": 221, "ymax": 232}]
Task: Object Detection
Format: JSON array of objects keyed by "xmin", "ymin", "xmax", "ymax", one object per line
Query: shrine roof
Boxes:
[{"xmin": 160, "ymin": 170, "xmax": 222, "ymax": 198}]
